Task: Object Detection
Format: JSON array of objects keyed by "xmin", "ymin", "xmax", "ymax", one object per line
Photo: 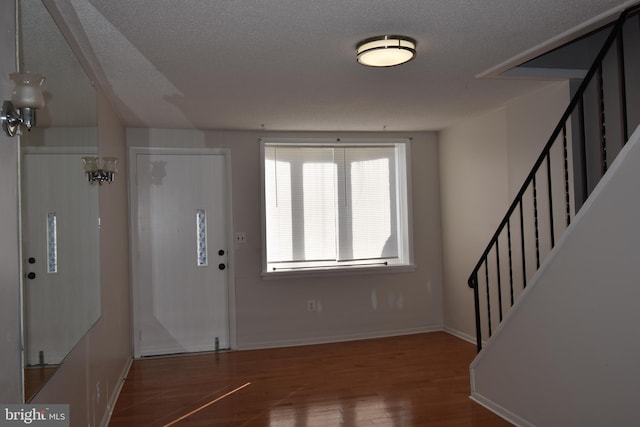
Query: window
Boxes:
[{"xmin": 261, "ymin": 138, "xmax": 413, "ymax": 275}]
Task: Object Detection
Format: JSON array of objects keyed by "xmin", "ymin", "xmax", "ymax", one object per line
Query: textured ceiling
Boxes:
[
  {"xmin": 20, "ymin": 0, "xmax": 97, "ymax": 127},
  {"xmin": 39, "ymin": 0, "xmax": 638, "ymax": 131}
]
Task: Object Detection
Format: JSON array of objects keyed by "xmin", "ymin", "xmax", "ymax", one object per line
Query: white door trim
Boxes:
[{"xmin": 128, "ymin": 146, "xmax": 236, "ymax": 357}]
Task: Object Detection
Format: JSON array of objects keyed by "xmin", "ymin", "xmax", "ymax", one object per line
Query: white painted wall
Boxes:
[
  {"xmin": 439, "ymin": 82, "xmax": 570, "ymax": 341},
  {"xmin": 127, "ymin": 129, "xmax": 444, "ymax": 349},
  {"xmin": 470, "ymin": 125, "xmax": 640, "ymax": 427},
  {"xmin": 505, "ymin": 82, "xmax": 571, "ymax": 198},
  {"xmin": 439, "ymin": 108, "xmax": 509, "ymax": 341},
  {"xmin": 0, "ymin": 0, "xmax": 22, "ymax": 404}
]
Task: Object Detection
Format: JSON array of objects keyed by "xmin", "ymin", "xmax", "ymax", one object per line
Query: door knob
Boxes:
[
  {"xmin": 218, "ymin": 263, "xmax": 226, "ymax": 270},
  {"xmin": 27, "ymin": 272, "xmax": 36, "ymax": 280},
  {"xmin": 28, "ymin": 257, "xmax": 36, "ymax": 264},
  {"xmin": 218, "ymin": 249, "xmax": 225, "ymax": 256}
]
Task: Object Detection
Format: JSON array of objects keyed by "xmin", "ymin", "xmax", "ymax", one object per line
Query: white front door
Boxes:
[
  {"xmin": 131, "ymin": 148, "xmax": 232, "ymax": 357},
  {"xmin": 21, "ymin": 150, "xmax": 100, "ymax": 365}
]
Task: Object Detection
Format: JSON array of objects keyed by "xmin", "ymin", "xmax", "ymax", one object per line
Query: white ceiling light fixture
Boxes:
[{"xmin": 356, "ymin": 35, "xmax": 416, "ymax": 67}]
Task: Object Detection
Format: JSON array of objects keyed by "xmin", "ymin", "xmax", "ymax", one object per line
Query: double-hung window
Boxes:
[{"xmin": 261, "ymin": 138, "xmax": 413, "ymax": 275}]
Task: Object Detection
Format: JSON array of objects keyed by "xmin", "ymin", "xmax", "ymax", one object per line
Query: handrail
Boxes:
[{"xmin": 468, "ymin": 4, "xmax": 640, "ymax": 352}]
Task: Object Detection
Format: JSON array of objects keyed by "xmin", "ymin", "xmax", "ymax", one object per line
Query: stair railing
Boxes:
[{"xmin": 468, "ymin": 4, "xmax": 640, "ymax": 352}]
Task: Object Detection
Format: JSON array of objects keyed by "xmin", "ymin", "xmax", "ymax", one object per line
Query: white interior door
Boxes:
[
  {"xmin": 132, "ymin": 149, "xmax": 231, "ymax": 357},
  {"xmin": 21, "ymin": 151, "xmax": 100, "ymax": 365}
]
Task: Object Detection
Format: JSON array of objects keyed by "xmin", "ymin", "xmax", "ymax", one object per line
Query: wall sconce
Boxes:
[
  {"xmin": 82, "ymin": 156, "xmax": 118, "ymax": 185},
  {"xmin": 1, "ymin": 72, "xmax": 46, "ymax": 137}
]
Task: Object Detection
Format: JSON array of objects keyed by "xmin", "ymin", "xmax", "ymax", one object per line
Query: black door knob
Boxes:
[
  {"xmin": 218, "ymin": 263, "xmax": 226, "ymax": 270},
  {"xmin": 28, "ymin": 257, "xmax": 36, "ymax": 264},
  {"xmin": 27, "ymin": 272, "xmax": 36, "ymax": 280},
  {"xmin": 218, "ymin": 249, "xmax": 225, "ymax": 256}
]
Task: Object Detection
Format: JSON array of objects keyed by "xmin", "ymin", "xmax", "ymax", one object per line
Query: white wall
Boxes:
[
  {"xmin": 505, "ymin": 82, "xmax": 571, "ymax": 198},
  {"xmin": 439, "ymin": 108, "xmax": 509, "ymax": 341},
  {"xmin": 439, "ymin": 82, "xmax": 570, "ymax": 341},
  {"xmin": 470, "ymin": 125, "xmax": 640, "ymax": 427},
  {"xmin": 0, "ymin": 0, "xmax": 22, "ymax": 403},
  {"xmin": 127, "ymin": 129, "xmax": 444, "ymax": 349}
]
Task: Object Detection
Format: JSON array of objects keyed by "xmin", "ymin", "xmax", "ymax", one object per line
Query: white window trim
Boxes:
[{"xmin": 260, "ymin": 137, "xmax": 415, "ymax": 278}]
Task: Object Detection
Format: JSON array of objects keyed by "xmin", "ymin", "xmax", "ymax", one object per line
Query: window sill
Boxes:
[{"xmin": 261, "ymin": 263, "xmax": 416, "ymax": 280}]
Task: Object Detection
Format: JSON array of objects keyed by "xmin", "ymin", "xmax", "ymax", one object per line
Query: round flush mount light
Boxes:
[{"xmin": 356, "ymin": 35, "xmax": 416, "ymax": 67}]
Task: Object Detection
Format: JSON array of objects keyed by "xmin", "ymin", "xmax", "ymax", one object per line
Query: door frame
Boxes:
[{"xmin": 128, "ymin": 146, "xmax": 236, "ymax": 357}]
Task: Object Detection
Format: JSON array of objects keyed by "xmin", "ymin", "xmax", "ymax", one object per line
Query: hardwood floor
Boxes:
[
  {"xmin": 24, "ymin": 365, "xmax": 58, "ymax": 402},
  {"xmin": 109, "ymin": 332, "xmax": 511, "ymax": 426}
]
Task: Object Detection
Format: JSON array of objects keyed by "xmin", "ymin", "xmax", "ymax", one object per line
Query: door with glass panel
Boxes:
[
  {"xmin": 21, "ymin": 150, "xmax": 100, "ymax": 366},
  {"xmin": 131, "ymin": 149, "xmax": 231, "ymax": 357}
]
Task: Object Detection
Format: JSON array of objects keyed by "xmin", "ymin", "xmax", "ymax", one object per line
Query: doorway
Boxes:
[{"xmin": 129, "ymin": 147, "xmax": 234, "ymax": 357}]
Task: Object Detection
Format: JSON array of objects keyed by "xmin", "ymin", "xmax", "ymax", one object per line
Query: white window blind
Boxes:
[{"xmin": 262, "ymin": 139, "xmax": 411, "ymax": 274}]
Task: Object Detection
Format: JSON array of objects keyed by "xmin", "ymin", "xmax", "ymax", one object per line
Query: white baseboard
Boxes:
[
  {"xmin": 470, "ymin": 392, "xmax": 534, "ymax": 427},
  {"xmin": 237, "ymin": 325, "xmax": 443, "ymax": 350},
  {"xmin": 443, "ymin": 326, "xmax": 477, "ymax": 345},
  {"xmin": 99, "ymin": 357, "xmax": 133, "ymax": 427},
  {"xmin": 138, "ymin": 342, "xmax": 222, "ymax": 358}
]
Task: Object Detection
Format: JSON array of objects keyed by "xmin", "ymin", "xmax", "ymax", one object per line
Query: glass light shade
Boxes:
[
  {"xmin": 102, "ymin": 157, "xmax": 118, "ymax": 173},
  {"xmin": 10, "ymin": 72, "xmax": 46, "ymax": 109},
  {"xmin": 82, "ymin": 156, "xmax": 99, "ymax": 173},
  {"xmin": 356, "ymin": 36, "xmax": 416, "ymax": 67}
]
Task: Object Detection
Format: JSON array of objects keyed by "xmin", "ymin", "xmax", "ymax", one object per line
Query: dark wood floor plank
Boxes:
[{"xmin": 109, "ymin": 332, "xmax": 511, "ymax": 426}]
